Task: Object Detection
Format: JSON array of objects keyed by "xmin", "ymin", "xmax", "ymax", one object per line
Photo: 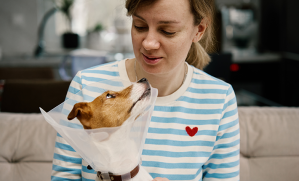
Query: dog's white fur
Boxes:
[{"xmin": 93, "ymin": 81, "xmax": 153, "ymax": 181}]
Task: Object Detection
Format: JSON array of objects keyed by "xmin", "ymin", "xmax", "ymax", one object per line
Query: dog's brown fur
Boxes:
[
  {"xmin": 68, "ymin": 86, "xmax": 135, "ymax": 129},
  {"xmin": 66, "ymin": 79, "xmax": 153, "ymax": 180}
]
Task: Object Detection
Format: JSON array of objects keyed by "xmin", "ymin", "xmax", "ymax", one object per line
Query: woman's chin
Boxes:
[
  {"xmin": 141, "ymin": 66, "xmax": 164, "ymax": 75},
  {"xmin": 137, "ymin": 63, "xmax": 163, "ymax": 75}
]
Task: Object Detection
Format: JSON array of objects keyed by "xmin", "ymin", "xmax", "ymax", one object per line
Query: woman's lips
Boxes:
[{"xmin": 142, "ymin": 54, "xmax": 162, "ymax": 65}]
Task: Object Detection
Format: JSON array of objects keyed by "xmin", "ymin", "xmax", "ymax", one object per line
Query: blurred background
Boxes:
[{"xmin": 0, "ymin": 0, "xmax": 298, "ymax": 113}]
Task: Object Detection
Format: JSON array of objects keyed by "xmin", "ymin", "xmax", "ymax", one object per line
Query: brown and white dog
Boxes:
[{"xmin": 68, "ymin": 78, "xmax": 153, "ymax": 181}]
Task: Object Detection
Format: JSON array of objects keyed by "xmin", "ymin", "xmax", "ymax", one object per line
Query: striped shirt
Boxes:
[{"xmin": 51, "ymin": 59, "xmax": 240, "ymax": 181}]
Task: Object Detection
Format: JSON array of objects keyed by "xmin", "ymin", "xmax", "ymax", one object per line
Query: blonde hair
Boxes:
[{"xmin": 125, "ymin": 0, "xmax": 216, "ymax": 70}]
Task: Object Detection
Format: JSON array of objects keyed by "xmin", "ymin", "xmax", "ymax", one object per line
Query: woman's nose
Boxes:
[{"xmin": 142, "ymin": 31, "xmax": 160, "ymax": 50}]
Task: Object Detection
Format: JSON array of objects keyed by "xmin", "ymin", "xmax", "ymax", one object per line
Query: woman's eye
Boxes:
[
  {"xmin": 134, "ymin": 25, "xmax": 147, "ymax": 31},
  {"xmin": 106, "ymin": 93, "xmax": 115, "ymax": 99},
  {"xmin": 161, "ymin": 30, "xmax": 176, "ymax": 36},
  {"xmin": 134, "ymin": 25, "xmax": 175, "ymax": 36}
]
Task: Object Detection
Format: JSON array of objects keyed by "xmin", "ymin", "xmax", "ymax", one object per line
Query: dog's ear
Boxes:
[{"xmin": 68, "ymin": 102, "xmax": 92, "ymax": 128}]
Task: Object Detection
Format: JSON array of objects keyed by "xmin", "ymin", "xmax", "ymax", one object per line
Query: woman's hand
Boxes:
[{"xmin": 153, "ymin": 177, "xmax": 170, "ymax": 181}]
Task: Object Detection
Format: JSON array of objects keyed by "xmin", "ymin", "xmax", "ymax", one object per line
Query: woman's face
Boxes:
[{"xmin": 131, "ymin": 0, "xmax": 200, "ymax": 75}]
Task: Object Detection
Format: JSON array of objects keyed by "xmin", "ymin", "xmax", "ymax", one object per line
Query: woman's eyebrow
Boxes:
[
  {"xmin": 133, "ymin": 13, "xmax": 180, "ymax": 24},
  {"xmin": 133, "ymin": 13, "xmax": 146, "ymax": 21},
  {"xmin": 158, "ymin": 20, "xmax": 180, "ymax": 25}
]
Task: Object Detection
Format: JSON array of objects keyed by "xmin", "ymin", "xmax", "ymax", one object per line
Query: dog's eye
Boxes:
[{"xmin": 106, "ymin": 93, "xmax": 115, "ymax": 99}]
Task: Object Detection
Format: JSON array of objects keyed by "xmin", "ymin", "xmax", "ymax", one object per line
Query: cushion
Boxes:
[
  {"xmin": 0, "ymin": 113, "xmax": 57, "ymax": 181},
  {"xmin": 239, "ymin": 107, "xmax": 299, "ymax": 181},
  {"xmin": 239, "ymin": 107, "xmax": 299, "ymax": 157}
]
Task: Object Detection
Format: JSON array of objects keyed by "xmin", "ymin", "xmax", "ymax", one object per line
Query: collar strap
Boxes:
[{"xmin": 97, "ymin": 165, "xmax": 140, "ymax": 181}]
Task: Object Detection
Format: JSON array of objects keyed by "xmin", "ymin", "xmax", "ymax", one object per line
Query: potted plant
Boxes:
[
  {"xmin": 87, "ymin": 23, "xmax": 104, "ymax": 50},
  {"xmin": 57, "ymin": 0, "xmax": 79, "ymax": 49}
]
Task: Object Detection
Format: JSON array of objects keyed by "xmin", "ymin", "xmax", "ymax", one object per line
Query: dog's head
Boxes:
[{"xmin": 67, "ymin": 78, "xmax": 151, "ymax": 129}]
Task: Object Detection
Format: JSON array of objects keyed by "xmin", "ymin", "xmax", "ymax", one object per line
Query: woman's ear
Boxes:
[{"xmin": 192, "ymin": 18, "xmax": 208, "ymax": 42}]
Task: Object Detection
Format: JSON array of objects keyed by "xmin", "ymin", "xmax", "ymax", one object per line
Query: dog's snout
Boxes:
[
  {"xmin": 137, "ymin": 78, "xmax": 147, "ymax": 83},
  {"xmin": 137, "ymin": 78, "xmax": 150, "ymax": 88}
]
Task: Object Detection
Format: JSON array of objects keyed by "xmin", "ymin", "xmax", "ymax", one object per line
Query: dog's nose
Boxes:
[
  {"xmin": 137, "ymin": 78, "xmax": 148, "ymax": 83},
  {"xmin": 87, "ymin": 165, "xmax": 93, "ymax": 170}
]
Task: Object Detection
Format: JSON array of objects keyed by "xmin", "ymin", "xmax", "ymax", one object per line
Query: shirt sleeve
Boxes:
[
  {"xmin": 202, "ymin": 85, "xmax": 240, "ymax": 181},
  {"xmin": 51, "ymin": 72, "xmax": 84, "ymax": 181}
]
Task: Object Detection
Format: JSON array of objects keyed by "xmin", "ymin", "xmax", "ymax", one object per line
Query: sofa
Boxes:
[{"xmin": 0, "ymin": 107, "xmax": 299, "ymax": 181}]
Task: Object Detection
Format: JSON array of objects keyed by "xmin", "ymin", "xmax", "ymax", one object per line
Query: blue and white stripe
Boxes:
[{"xmin": 51, "ymin": 59, "xmax": 239, "ymax": 181}]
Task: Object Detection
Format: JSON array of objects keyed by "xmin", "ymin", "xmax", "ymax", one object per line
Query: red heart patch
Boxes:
[{"xmin": 185, "ymin": 126, "xmax": 198, "ymax": 137}]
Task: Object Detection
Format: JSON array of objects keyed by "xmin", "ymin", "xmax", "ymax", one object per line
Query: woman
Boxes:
[{"xmin": 51, "ymin": 0, "xmax": 240, "ymax": 180}]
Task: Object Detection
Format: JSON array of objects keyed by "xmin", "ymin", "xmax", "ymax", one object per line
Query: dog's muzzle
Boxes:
[
  {"xmin": 128, "ymin": 78, "xmax": 151, "ymax": 113},
  {"xmin": 96, "ymin": 165, "xmax": 139, "ymax": 181}
]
